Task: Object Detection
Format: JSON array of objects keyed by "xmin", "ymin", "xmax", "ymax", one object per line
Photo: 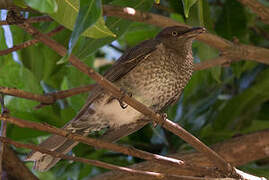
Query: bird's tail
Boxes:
[
  {"xmin": 25, "ymin": 86, "xmax": 107, "ymax": 171},
  {"xmin": 25, "ymin": 133, "xmax": 80, "ymax": 172}
]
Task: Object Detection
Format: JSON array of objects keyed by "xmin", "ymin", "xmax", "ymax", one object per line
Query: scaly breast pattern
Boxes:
[{"xmin": 116, "ymin": 43, "xmax": 193, "ymax": 111}]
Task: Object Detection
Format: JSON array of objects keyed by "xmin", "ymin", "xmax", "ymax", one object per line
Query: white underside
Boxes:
[{"xmin": 92, "ymin": 99, "xmax": 142, "ymax": 127}]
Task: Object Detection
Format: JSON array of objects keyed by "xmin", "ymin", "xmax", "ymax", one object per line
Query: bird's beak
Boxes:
[{"xmin": 184, "ymin": 27, "xmax": 206, "ymax": 38}]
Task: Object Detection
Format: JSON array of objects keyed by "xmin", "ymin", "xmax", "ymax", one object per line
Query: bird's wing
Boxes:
[
  {"xmin": 94, "ymin": 39, "xmax": 161, "ymax": 142},
  {"xmin": 78, "ymin": 39, "xmax": 160, "ymax": 113},
  {"xmin": 65, "ymin": 39, "xmax": 160, "ymax": 125},
  {"xmin": 104, "ymin": 39, "xmax": 160, "ymax": 82}
]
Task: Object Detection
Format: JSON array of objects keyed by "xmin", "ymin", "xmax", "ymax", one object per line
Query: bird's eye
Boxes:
[{"xmin": 171, "ymin": 31, "xmax": 178, "ymax": 36}]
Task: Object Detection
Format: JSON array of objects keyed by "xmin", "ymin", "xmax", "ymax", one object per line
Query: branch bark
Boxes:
[
  {"xmin": 0, "ymin": 94, "xmax": 7, "ymax": 180},
  {"xmin": 3, "ymin": 146, "xmax": 38, "ymax": 180},
  {"xmin": 0, "ymin": 15, "xmax": 52, "ymax": 25},
  {"xmin": 237, "ymin": 0, "xmax": 269, "ymax": 24},
  {"xmin": 0, "ymin": 137, "xmax": 193, "ymax": 180},
  {"xmin": 0, "ymin": 137, "xmax": 244, "ymax": 180},
  {"xmin": 194, "ymin": 57, "xmax": 233, "ymax": 71},
  {"xmin": 91, "ymin": 130, "xmax": 269, "ymax": 180},
  {"xmin": 0, "ymin": 85, "xmax": 95, "ymax": 106},
  {"xmin": 1, "ymin": 115, "xmax": 185, "ymax": 169}
]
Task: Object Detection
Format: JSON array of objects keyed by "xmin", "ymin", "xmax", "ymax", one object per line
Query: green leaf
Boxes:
[
  {"xmin": 181, "ymin": 0, "xmax": 198, "ymax": 18},
  {"xmin": 50, "ymin": 0, "xmax": 115, "ymax": 39},
  {"xmin": 122, "ymin": 23, "xmax": 159, "ymax": 46},
  {"xmin": 56, "ymin": 54, "xmax": 68, "ymax": 65},
  {"xmin": 240, "ymin": 120, "xmax": 269, "ymax": 134},
  {"xmin": 68, "ymin": 0, "xmax": 102, "ymax": 55},
  {"xmin": 0, "ymin": 62, "xmax": 41, "ymax": 93},
  {"xmin": 13, "ymin": 0, "xmax": 28, "ymax": 8},
  {"xmin": 185, "ymin": 0, "xmax": 213, "ymax": 30},
  {"xmin": 195, "ymin": 42, "xmax": 220, "ymax": 82},
  {"xmin": 170, "ymin": 13, "xmax": 185, "ymax": 23},
  {"xmin": 200, "ymin": 0, "xmax": 214, "ymax": 32},
  {"xmin": 197, "ymin": 0, "xmax": 204, "ymax": 26},
  {"xmin": 73, "ymin": 0, "xmax": 154, "ymax": 59},
  {"xmin": 9, "ymin": 22, "xmax": 70, "ymax": 89},
  {"xmin": 64, "ymin": 55, "xmax": 95, "ymax": 111},
  {"xmin": 23, "ymin": 0, "xmax": 58, "ymax": 14},
  {"xmin": 215, "ymin": 0, "xmax": 248, "ymax": 42},
  {"xmin": 213, "ymin": 69, "xmax": 269, "ymax": 130}
]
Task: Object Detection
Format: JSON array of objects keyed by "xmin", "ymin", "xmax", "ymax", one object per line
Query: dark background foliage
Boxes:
[{"xmin": 0, "ymin": 0, "xmax": 269, "ymax": 179}]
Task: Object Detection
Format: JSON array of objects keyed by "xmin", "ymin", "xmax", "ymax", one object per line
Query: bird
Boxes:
[{"xmin": 26, "ymin": 26, "xmax": 206, "ymax": 171}]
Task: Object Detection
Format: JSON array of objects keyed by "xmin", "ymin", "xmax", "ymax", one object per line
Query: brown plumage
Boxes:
[{"xmin": 26, "ymin": 26, "xmax": 206, "ymax": 171}]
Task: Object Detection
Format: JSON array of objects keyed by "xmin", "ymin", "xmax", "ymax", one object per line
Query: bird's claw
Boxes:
[
  {"xmin": 153, "ymin": 113, "xmax": 167, "ymax": 128},
  {"xmin": 119, "ymin": 101, "xmax": 128, "ymax": 109},
  {"xmin": 118, "ymin": 88, "xmax": 132, "ymax": 109}
]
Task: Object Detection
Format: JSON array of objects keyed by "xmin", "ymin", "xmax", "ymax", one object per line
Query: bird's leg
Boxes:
[
  {"xmin": 117, "ymin": 88, "xmax": 132, "ymax": 109},
  {"xmin": 152, "ymin": 113, "xmax": 167, "ymax": 128},
  {"xmin": 107, "ymin": 89, "xmax": 132, "ymax": 109}
]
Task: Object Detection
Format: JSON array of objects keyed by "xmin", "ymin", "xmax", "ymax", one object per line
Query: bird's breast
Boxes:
[{"xmin": 116, "ymin": 43, "xmax": 194, "ymax": 111}]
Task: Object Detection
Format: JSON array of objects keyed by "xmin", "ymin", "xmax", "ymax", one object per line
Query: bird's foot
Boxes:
[
  {"xmin": 117, "ymin": 88, "xmax": 132, "ymax": 109},
  {"xmin": 152, "ymin": 113, "xmax": 167, "ymax": 128}
]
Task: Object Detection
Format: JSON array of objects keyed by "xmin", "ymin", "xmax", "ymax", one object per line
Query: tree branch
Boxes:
[
  {"xmin": 0, "ymin": 15, "xmax": 52, "ymax": 25},
  {"xmin": 237, "ymin": 0, "xmax": 269, "ymax": 24},
  {"xmin": 92, "ymin": 130, "xmax": 269, "ymax": 180},
  {"xmin": 102, "ymin": 5, "xmax": 269, "ymax": 65},
  {"xmin": 194, "ymin": 57, "xmax": 233, "ymax": 71},
  {"xmin": 0, "ymin": 25, "xmax": 64, "ymax": 56},
  {"xmin": 161, "ymin": 119, "xmax": 236, "ymax": 177},
  {"xmin": 0, "ymin": 85, "xmax": 95, "ymax": 106},
  {"xmin": 3, "ymin": 146, "xmax": 38, "ymax": 180},
  {"xmin": 1, "ymin": 115, "xmax": 187, "ymax": 169},
  {"xmin": 0, "ymin": 94, "xmax": 7, "ymax": 180},
  {"xmin": 7, "ymin": 10, "xmax": 239, "ymax": 178},
  {"xmin": 0, "ymin": 137, "xmax": 215, "ymax": 180}
]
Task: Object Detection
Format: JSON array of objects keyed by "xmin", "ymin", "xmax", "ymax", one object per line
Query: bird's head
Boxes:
[{"xmin": 155, "ymin": 26, "xmax": 206, "ymax": 50}]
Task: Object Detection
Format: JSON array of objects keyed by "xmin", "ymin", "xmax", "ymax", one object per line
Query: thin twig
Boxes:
[
  {"xmin": 7, "ymin": 11, "xmax": 239, "ymax": 178},
  {"xmin": 0, "ymin": 26, "xmax": 64, "ymax": 56},
  {"xmin": 108, "ymin": 44, "xmax": 124, "ymax": 53},
  {"xmin": 0, "ymin": 84, "xmax": 95, "ymax": 105},
  {"xmin": 0, "ymin": 15, "xmax": 52, "ymax": 25},
  {"xmin": 194, "ymin": 57, "xmax": 234, "ymax": 71},
  {"xmin": 0, "ymin": 94, "xmax": 7, "ymax": 180},
  {"xmin": 1, "ymin": 115, "xmax": 185, "ymax": 169}
]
